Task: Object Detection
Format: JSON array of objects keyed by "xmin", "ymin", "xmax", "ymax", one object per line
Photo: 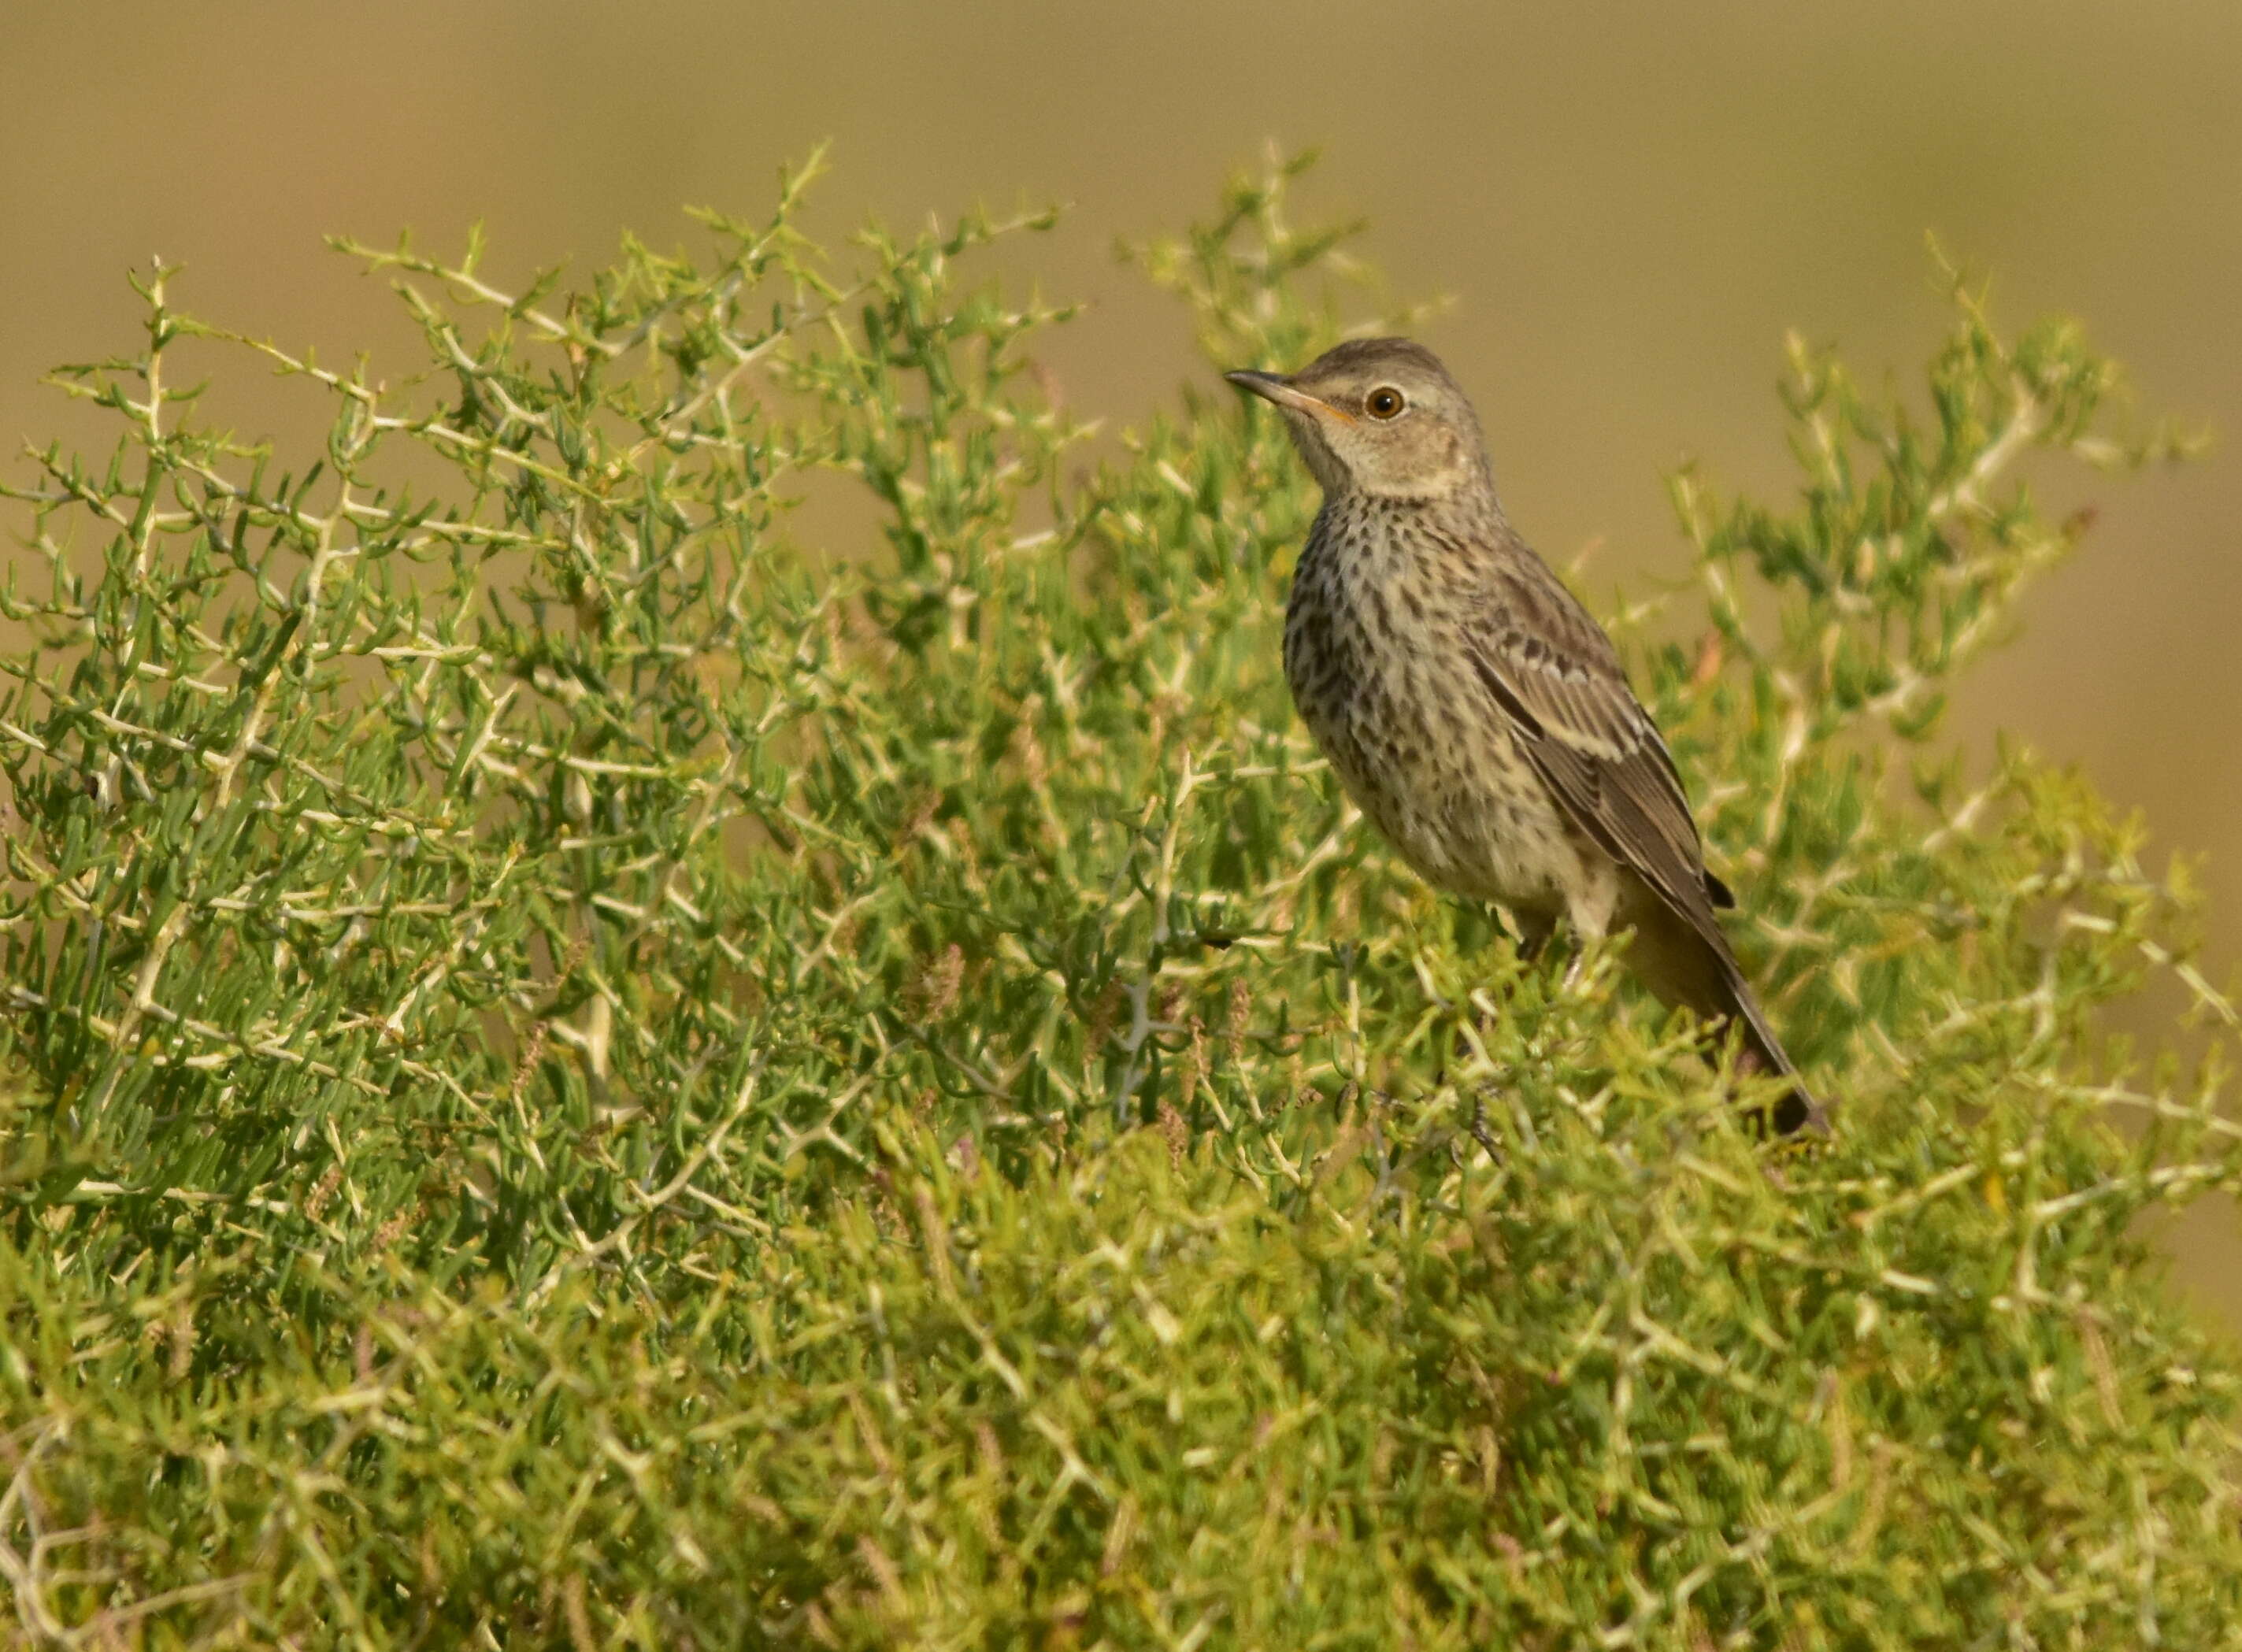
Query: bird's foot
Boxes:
[{"xmin": 1501, "ymin": 909, "xmax": 1563, "ymax": 982}]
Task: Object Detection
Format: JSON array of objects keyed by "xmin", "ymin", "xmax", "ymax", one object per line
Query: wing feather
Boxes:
[
  {"xmin": 1456, "ymin": 546, "xmax": 1730, "ymax": 939},
  {"xmin": 1442, "ymin": 528, "xmax": 1818, "ymax": 1128}
]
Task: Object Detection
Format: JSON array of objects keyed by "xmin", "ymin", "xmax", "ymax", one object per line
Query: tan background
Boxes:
[{"xmin": 6, "ymin": 2, "xmax": 2237, "ymax": 1325}]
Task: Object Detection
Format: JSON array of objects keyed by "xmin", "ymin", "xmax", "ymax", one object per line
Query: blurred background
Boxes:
[{"xmin": 6, "ymin": 1, "xmax": 2236, "ymax": 1324}]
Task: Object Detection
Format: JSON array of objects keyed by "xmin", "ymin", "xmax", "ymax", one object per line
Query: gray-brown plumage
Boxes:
[{"xmin": 1228, "ymin": 338, "xmax": 1821, "ymax": 1133}]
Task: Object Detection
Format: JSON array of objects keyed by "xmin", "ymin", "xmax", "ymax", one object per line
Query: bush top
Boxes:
[{"xmin": 0, "ymin": 153, "xmax": 2235, "ymax": 1649}]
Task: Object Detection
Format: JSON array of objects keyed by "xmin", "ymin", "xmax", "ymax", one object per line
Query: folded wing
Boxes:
[{"xmin": 1456, "ymin": 545, "xmax": 1732, "ymax": 943}]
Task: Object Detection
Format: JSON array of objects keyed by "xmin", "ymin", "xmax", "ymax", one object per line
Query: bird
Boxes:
[{"xmin": 1228, "ymin": 338, "xmax": 1821, "ymax": 1134}]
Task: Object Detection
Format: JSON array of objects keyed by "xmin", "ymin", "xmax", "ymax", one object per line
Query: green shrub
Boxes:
[{"xmin": 1, "ymin": 152, "xmax": 2236, "ymax": 1648}]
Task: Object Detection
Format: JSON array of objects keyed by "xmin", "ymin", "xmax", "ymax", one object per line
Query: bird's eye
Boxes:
[{"xmin": 1364, "ymin": 386, "xmax": 1406, "ymax": 420}]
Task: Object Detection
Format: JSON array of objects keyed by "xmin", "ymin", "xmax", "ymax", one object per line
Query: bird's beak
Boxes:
[{"xmin": 1225, "ymin": 369, "xmax": 1354, "ymax": 423}]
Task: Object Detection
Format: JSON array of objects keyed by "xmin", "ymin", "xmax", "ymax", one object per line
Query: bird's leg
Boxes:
[
  {"xmin": 1450, "ymin": 906, "xmax": 1549, "ymax": 1097},
  {"xmin": 1455, "ymin": 912, "xmax": 1523, "ymax": 1169},
  {"xmin": 1560, "ymin": 937, "xmax": 1603, "ymax": 993},
  {"xmin": 1506, "ymin": 906, "xmax": 1557, "ymax": 965},
  {"xmin": 1559, "ymin": 867, "xmax": 1621, "ymax": 994}
]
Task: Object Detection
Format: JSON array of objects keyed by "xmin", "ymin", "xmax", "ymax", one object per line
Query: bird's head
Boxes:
[{"xmin": 1226, "ymin": 337, "xmax": 1489, "ymax": 503}]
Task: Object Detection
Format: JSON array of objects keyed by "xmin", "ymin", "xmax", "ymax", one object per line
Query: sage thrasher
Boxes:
[{"xmin": 1229, "ymin": 338, "xmax": 1820, "ymax": 1133}]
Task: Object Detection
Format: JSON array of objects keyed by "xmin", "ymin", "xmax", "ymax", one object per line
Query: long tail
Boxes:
[
  {"xmin": 1629, "ymin": 902, "xmax": 1825, "ymax": 1135},
  {"xmin": 1721, "ymin": 968, "xmax": 1825, "ymax": 1136}
]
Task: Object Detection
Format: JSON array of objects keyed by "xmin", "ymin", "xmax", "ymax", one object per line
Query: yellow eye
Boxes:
[{"xmin": 1365, "ymin": 386, "xmax": 1406, "ymax": 420}]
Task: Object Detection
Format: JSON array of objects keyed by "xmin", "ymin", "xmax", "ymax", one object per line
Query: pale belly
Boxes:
[{"xmin": 1284, "ymin": 586, "xmax": 1589, "ymax": 920}]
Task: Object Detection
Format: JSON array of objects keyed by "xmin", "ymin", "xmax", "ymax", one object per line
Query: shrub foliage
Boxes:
[{"xmin": 1, "ymin": 154, "xmax": 2238, "ymax": 1647}]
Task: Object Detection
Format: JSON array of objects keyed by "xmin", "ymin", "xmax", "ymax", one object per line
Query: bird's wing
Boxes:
[{"xmin": 1456, "ymin": 546, "xmax": 1733, "ymax": 934}]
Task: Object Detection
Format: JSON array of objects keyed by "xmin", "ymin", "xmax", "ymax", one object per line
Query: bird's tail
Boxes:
[
  {"xmin": 1626, "ymin": 902, "xmax": 1825, "ymax": 1135},
  {"xmin": 1722, "ymin": 970, "xmax": 1825, "ymax": 1136}
]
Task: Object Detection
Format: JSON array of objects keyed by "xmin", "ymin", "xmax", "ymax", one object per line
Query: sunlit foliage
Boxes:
[{"xmin": 0, "ymin": 154, "xmax": 2236, "ymax": 1648}]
